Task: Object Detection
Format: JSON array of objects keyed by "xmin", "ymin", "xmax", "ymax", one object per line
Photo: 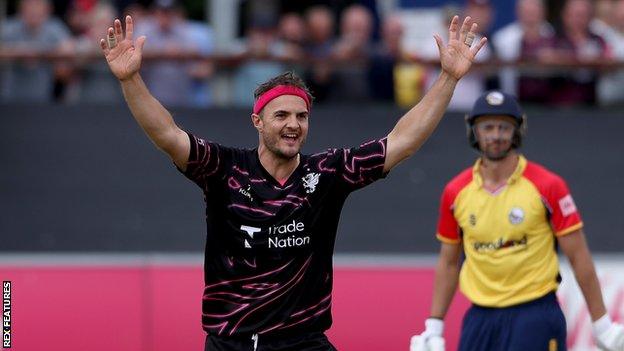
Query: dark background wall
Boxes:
[{"xmin": 1, "ymin": 104, "xmax": 623, "ymax": 253}]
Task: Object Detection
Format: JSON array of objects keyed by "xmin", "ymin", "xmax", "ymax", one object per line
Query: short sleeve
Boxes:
[
  {"xmin": 336, "ymin": 138, "xmax": 387, "ymax": 192},
  {"xmin": 178, "ymin": 133, "xmax": 231, "ymax": 190},
  {"xmin": 436, "ymin": 185, "xmax": 461, "ymax": 244},
  {"xmin": 545, "ymin": 177, "xmax": 583, "ymax": 236}
]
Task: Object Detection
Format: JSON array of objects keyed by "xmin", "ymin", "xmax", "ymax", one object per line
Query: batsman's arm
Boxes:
[
  {"xmin": 557, "ymin": 229, "xmax": 607, "ymax": 321},
  {"xmin": 430, "ymin": 242, "xmax": 462, "ymax": 319}
]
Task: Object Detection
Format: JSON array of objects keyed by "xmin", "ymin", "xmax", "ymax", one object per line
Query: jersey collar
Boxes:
[
  {"xmin": 472, "ymin": 155, "xmax": 527, "ymax": 188},
  {"xmin": 252, "ymin": 149, "xmax": 307, "ymax": 189}
]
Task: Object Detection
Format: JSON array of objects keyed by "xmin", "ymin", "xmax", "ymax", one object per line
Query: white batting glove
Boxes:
[
  {"xmin": 410, "ymin": 318, "xmax": 445, "ymax": 351},
  {"xmin": 593, "ymin": 314, "xmax": 624, "ymax": 351}
]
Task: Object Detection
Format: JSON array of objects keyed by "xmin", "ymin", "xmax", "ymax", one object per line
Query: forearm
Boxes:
[
  {"xmin": 388, "ymin": 71, "xmax": 457, "ymax": 157},
  {"xmin": 569, "ymin": 250, "xmax": 607, "ymax": 321},
  {"xmin": 120, "ymin": 74, "xmax": 184, "ymax": 153},
  {"xmin": 430, "ymin": 255, "xmax": 460, "ymax": 319}
]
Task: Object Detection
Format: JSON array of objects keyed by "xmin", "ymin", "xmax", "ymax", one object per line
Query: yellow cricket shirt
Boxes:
[{"xmin": 437, "ymin": 156, "xmax": 583, "ymax": 307}]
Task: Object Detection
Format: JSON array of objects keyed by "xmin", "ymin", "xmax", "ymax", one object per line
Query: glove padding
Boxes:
[
  {"xmin": 410, "ymin": 334, "xmax": 445, "ymax": 351},
  {"xmin": 410, "ymin": 318, "xmax": 445, "ymax": 351},
  {"xmin": 593, "ymin": 314, "xmax": 624, "ymax": 351}
]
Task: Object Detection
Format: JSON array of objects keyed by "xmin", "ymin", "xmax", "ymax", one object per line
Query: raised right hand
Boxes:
[{"xmin": 99, "ymin": 16, "xmax": 146, "ymax": 81}]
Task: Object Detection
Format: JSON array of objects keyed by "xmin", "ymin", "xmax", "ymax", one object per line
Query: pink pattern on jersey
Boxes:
[
  {"xmin": 204, "ymin": 258, "xmax": 294, "ymax": 290},
  {"xmin": 275, "ymin": 303, "xmax": 332, "ymax": 330},
  {"xmin": 244, "ymin": 258, "xmax": 257, "ymax": 268},
  {"xmin": 272, "ymin": 183, "xmax": 294, "ymax": 191},
  {"xmin": 343, "ymin": 140, "xmax": 385, "ymax": 174},
  {"xmin": 202, "ymin": 300, "xmax": 250, "ymax": 318},
  {"xmin": 202, "ymin": 321, "xmax": 229, "ymax": 335},
  {"xmin": 201, "ymin": 257, "xmax": 313, "ymax": 335},
  {"xmin": 232, "ymin": 165, "xmax": 250, "ymax": 176},
  {"xmin": 341, "ymin": 140, "xmax": 385, "ymax": 185},
  {"xmin": 228, "ymin": 176, "xmax": 241, "ymax": 189},
  {"xmin": 291, "ymin": 294, "xmax": 331, "ymax": 317},
  {"xmin": 264, "ymin": 199, "xmax": 300, "ymax": 207},
  {"xmin": 229, "ymin": 257, "xmax": 311, "ymax": 335},
  {"xmin": 207, "ymin": 286, "xmax": 331, "ymax": 334},
  {"xmin": 316, "ymin": 155, "xmax": 337, "ymax": 173},
  {"xmin": 227, "ymin": 204, "xmax": 274, "ymax": 216}
]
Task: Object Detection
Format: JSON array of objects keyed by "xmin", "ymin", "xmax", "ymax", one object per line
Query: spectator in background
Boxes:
[
  {"xmin": 122, "ymin": 2, "xmax": 149, "ymax": 25},
  {"xmin": 549, "ymin": 0, "xmax": 610, "ymax": 106},
  {"xmin": 275, "ymin": 12, "xmax": 307, "ymax": 78},
  {"xmin": 330, "ymin": 4, "xmax": 374, "ymax": 102},
  {"xmin": 465, "ymin": 0, "xmax": 494, "ymax": 36},
  {"xmin": 1, "ymin": 0, "xmax": 72, "ymax": 103},
  {"xmin": 465, "ymin": 0, "xmax": 499, "ymax": 90},
  {"xmin": 594, "ymin": 0, "xmax": 624, "ymax": 106},
  {"xmin": 186, "ymin": 14, "xmax": 215, "ymax": 107},
  {"xmin": 232, "ymin": 17, "xmax": 286, "ymax": 106},
  {"xmin": 69, "ymin": 2, "xmax": 124, "ymax": 104},
  {"xmin": 368, "ymin": 14, "xmax": 404, "ymax": 102},
  {"xmin": 65, "ymin": 0, "xmax": 98, "ymax": 36},
  {"xmin": 303, "ymin": 5, "xmax": 336, "ymax": 103},
  {"xmin": 493, "ymin": 0, "xmax": 555, "ymax": 103},
  {"xmin": 277, "ymin": 12, "xmax": 306, "ymax": 62},
  {"xmin": 591, "ymin": 0, "xmax": 616, "ymax": 37},
  {"xmin": 135, "ymin": 0, "xmax": 209, "ymax": 107},
  {"xmin": 451, "ymin": 0, "xmax": 493, "ymax": 111}
]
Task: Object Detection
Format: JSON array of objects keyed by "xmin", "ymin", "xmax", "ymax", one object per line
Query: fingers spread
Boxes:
[
  {"xmin": 448, "ymin": 15, "xmax": 459, "ymax": 41},
  {"xmin": 470, "ymin": 22, "xmax": 478, "ymax": 34},
  {"xmin": 433, "ymin": 34, "xmax": 444, "ymax": 53},
  {"xmin": 114, "ymin": 18, "xmax": 123, "ymax": 43},
  {"xmin": 99, "ymin": 38, "xmax": 108, "ymax": 54},
  {"xmin": 471, "ymin": 37, "xmax": 488, "ymax": 57},
  {"xmin": 107, "ymin": 27, "xmax": 116, "ymax": 49},
  {"xmin": 136, "ymin": 35, "xmax": 147, "ymax": 53},
  {"xmin": 464, "ymin": 23, "xmax": 478, "ymax": 47},
  {"xmin": 125, "ymin": 15, "xmax": 134, "ymax": 41},
  {"xmin": 459, "ymin": 16, "xmax": 471, "ymax": 43}
]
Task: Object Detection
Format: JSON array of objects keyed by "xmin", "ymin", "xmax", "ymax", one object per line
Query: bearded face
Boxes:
[
  {"xmin": 474, "ymin": 116, "xmax": 517, "ymax": 161},
  {"xmin": 253, "ymin": 95, "xmax": 309, "ymax": 160}
]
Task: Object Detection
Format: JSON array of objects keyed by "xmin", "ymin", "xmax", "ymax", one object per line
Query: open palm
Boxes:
[
  {"xmin": 99, "ymin": 16, "xmax": 146, "ymax": 81},
  {"xmin": 434, "ymin": 16, "xmax": 487, "ymax": 81}
]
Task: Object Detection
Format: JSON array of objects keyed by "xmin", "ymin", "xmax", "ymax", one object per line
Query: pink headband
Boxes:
[{"xmin": 253, "ymin": 85, "xmax": 311, "ymax": 115}]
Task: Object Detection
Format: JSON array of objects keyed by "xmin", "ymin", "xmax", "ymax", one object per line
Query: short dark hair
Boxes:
[{"xmin": 253, "ymin": 71, "xmax": 314, "ymax": 104}]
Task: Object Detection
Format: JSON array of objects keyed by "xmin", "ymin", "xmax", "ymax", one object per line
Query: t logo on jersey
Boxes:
[
  {"xmin": 302, "ymin": 172, "xmax": 320, "ymax": 194},
  {"xmin": 240, "ymin": 225, "xmax": 261, "ymax": 249}
]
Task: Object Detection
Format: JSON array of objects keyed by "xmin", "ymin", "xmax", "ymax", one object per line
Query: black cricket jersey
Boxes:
[{"xmin": 179, "ymin": 133, "xmax": 387, "ymax": 338}]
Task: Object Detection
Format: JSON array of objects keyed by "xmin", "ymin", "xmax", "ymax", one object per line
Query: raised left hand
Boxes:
[{"xmin": 434, "ymin": 16, "xmax": 487, "ymax": 81}]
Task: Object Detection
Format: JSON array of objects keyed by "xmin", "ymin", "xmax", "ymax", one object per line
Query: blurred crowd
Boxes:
[{"xmin": 1, "ymin": 0, "xmax": 624, "ymax": 108}]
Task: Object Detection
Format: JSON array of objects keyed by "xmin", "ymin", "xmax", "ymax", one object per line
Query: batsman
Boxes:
[{"xmin": 410, "ymin": 91, "xmax": 624, "ymax": 351}]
